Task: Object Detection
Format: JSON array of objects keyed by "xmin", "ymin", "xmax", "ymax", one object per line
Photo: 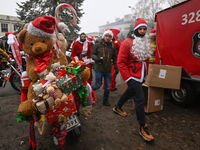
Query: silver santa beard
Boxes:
[{"xmin": 131, "ymin": 34, "xmax": 152, "ymax": 61}]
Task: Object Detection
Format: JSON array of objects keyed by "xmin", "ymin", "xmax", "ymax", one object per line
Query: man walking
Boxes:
[
  {"xmin": 113, "ymin": 18, "xmax": 154, "ymax": 142},
  {"xmin": 91, "ymin": 30, "xmax": 118, "ymax": 106}
]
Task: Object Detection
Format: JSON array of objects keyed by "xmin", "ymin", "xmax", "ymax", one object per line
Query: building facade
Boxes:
[
  {"xmin": 99, "ymin": 14, "xmax": 136, "ymax": 41},
  {"xmin": 0, "ymin": 14, "xmax": 23, "ymax": 38}
]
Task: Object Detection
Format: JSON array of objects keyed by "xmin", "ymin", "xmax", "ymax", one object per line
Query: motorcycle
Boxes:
[{"xmin": 0, "ymin": 48, "xmax": 21, "ymax": 91}]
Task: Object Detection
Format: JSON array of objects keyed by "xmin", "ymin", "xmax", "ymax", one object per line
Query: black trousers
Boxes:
[{"xmin": 116, "ymin": 79, "xmax": 146, "ymax": 126}]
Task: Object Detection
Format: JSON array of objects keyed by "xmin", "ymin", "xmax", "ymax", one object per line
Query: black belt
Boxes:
[
  {"xmin": 77, "ymin": 53, "xmax": 87, "ymax": 57},
  {"xmin": 132, "ymin": 60, "xmax": 145, "ymax": 73}
]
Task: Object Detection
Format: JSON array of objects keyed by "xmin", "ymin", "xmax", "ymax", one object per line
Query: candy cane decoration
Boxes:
[{"xmin": 55, "ymin": 3, "xmax": 77, "ymax": 58}]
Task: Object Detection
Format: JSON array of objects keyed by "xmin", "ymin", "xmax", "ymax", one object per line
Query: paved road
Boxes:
[{"xmin": 0, "ymin": 81, "xmax": 19, "ymax": 97}]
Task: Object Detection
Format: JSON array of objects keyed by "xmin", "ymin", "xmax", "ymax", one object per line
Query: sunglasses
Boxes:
[
  {"xmin": 105, "ymin": 35, "xmax": 112, "ymax": 38},
  {"xmin": 138, "ymin": 27, "xmax": 147, "ymax": 31}
]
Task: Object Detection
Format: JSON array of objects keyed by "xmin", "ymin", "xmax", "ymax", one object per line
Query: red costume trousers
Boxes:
[{"xmin": 110, "ymin": 62, "xmax": 116, "ymax": 90}]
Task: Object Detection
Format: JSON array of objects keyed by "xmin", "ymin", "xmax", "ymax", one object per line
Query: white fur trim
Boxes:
[
  {"xmin": 74, "ymin": 56, "xmax": 79, "ymax": 61},
  {"xmin": 125, "ymin": 62, "xmax": 146, "ymax": 83},
  {"xmin": 42, "ymin": 80, "xmax": 51, "ymax": 88},
  {"xmin": 102, "ymin": 30, "xmax": 113, "ymax": 39},
  {"xmin": 149, "ymin": 33, "xmax": 156, "ymax": 37},
  {"xmin": 27, "ymin": 22, "xmax": 54, "ymax": 39},
  {"xmin": 134, "ymin": 24, "xmax": 147, "ymax": 30}
]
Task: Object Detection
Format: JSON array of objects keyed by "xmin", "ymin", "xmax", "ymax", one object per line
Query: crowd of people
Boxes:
[{"xmin": 70, "ymin": 18, "xmax": 156, "ymax": 142}]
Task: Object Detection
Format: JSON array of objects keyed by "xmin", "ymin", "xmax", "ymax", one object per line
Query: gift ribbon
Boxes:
[
  {"xmin": 67, "ymin": 57, "xmax": 85, "ymax": 74},
  {"xmin": 55, "ymin": 69, "xmax": 76, "ymax": 81}
]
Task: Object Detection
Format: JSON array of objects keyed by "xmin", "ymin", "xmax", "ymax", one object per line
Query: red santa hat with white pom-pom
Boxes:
[
  {"xmin": 134, "ymin": 18, "xmax": 147, "ymax": 31},
  {"xmin": 27, "ymin": 16, "xmax": 67, "ymax": 39},
  {"xmin": 149, "ymin": 29, "xmax": 156, "ymax": 37}
]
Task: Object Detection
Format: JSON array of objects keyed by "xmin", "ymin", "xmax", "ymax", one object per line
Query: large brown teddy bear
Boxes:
[{"xmin": 18, "ymin": 16, "xmax": 68, "ymax": 114}]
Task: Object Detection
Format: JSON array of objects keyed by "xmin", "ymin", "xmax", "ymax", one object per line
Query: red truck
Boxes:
[{"xmin": 154, "ymin": 0, "xmax": 200, "ymax": 107}]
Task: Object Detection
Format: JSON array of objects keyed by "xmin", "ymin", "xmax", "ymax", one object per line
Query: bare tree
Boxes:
[
  {"xmin": 131, "ymin": 0, "xmax": 165, "ymax": 31},
  {"xmin": 167, "ymin": 0, "xmax": 186, "ymax": 6}
]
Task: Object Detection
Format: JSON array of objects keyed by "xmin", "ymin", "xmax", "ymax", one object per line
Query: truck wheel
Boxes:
[
  {"xmin": 170, "ymin": 82, "xmax": 196, "ymax": 107},
  {"xmin": 67, "ymin": 126, "xmax": 81, "ymax": 138}
]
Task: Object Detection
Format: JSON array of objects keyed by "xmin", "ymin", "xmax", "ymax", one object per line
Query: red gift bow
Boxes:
[
  {"xmin": 55, "ymin": 68, "xmax": 76, "ymax": 81},
  {"xmin": 67, "ymin": 57, "xmax": 85, "ymax": 74}
]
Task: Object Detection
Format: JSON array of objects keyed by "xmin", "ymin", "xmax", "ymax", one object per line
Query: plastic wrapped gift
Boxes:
[
  {"xmin": 65, "ymin": 60, "xmax": 86, "ymax": 75},
  {"xmin": 33, "ymin": 97, "xmax": 55, "ymax": 113},
  {"xmin": 53, "ymin": 69, "xmax": 83, "ymax": 95},
  {"xmin": 45, "ymin": 94, "xmax": 77, "ymax": 123}
]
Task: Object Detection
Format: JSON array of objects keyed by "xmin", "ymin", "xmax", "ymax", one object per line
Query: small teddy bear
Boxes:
[
  {"xmin": 51, "ymin": 62, "xmax": 61, "ymax": 71},
  {"xmin": 53, "ymin": 33, "xmax": 68, "ymax": 55},
  {"xmin": 43, "ymin": 82, "xmax": 68, "ymax": 106},
  {"xmin": 58, "ymin": 114, "xmax": 68, "ymax": 126},
  {"xmin": 33, "ymin": 83, "xmax": 43, "ymax": 97}
]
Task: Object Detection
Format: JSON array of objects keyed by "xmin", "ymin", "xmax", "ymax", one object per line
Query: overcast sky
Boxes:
[{"xmin": 0, "ymin": 0, "xmax": 169, "ymax": 33}]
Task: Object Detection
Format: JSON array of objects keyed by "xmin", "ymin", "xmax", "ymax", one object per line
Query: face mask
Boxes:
[{"xmin": 80, "ymin": 39, "xmax": 86, "ymax": 42}]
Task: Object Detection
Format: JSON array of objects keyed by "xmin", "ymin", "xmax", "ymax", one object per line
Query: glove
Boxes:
[{"xmin": 98, "ymin": 57, "xmax": 103, "ymax": 64}]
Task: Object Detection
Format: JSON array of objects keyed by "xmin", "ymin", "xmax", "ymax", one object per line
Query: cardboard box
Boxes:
[
  {"xmin": 142, "ymin": 84, "xmax": 164, "ymax": 113},
  {"xmin": 146, "ymin": 64, "xmax": 190, "ymax": 90},
  {"xmin": 120, "ymin": 75, "xmax": 164, "ymax": 113}
]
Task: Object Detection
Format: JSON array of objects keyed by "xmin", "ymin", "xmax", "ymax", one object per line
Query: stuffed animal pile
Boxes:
[{"xmin": 16, "ymin": 16, "xmax": 91, "ymax": 149}]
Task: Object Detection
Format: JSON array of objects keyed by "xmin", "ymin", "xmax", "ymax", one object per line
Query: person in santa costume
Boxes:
[
  {"xmin": 71, "ymin": 33, "xmax": 94, "ymax": 85},
  {"xmin": 109, "ymin": 28, "xmax": 121, "ymax": 91},
  {"xmin": 149, "ymin": 29, "xmax": 156, "ymax": 64},
  {"xmin": 91, "ymin": 30, "xmax": 118, "ymax": 106},
  {"xmin": 113, "ymin": 18, "xmax": 154, "ymax": 142},
  {"xmin": 87, "ymin": 35, "xmax": 95, "ymax": 82}
]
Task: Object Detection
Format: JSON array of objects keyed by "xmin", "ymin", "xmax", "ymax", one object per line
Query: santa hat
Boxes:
[
  {"xmin": 87, "ymin": 35, "xmax": 94, "ymax": 43},
  {"xmin": 149, "ymin": 29, "xmax": 156, "ymax": 37},
  {"xmin": 27, "ymin": 16, "xmax": 67, "ymax": 39},
  {"xmin": 102, "ymin": 30, "xmax": 113, "ymax": 39},
  {"xmin": 134, "ymin": 18, "xmax": 147, "ymax": 30},
  {"xmin": 40, "ymin": 79, "xmax": 51, "ymax": 88},
  {"xmin": 110, "ymin": 28, "xmax": 120, "ymax": 40}
]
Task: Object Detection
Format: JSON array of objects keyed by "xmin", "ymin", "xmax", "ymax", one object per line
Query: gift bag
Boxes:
[{"xmin": 38, "ymin": 115, "xmax": 53, "ymax": 135}]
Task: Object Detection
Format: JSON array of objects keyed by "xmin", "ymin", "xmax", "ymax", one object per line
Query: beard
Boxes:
[{"xmin": 131, "ymin": 34, "xmax": 152, "ymax": 61}]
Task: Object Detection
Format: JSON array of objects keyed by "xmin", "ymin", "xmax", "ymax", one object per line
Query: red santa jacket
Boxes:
[
  {"xmin": 117, "ymin": 38, "xmax": 149, "ymax": 83},
  {"xmin": 71, "ymin": 40, "xmax": 93, "ymax": 64}
]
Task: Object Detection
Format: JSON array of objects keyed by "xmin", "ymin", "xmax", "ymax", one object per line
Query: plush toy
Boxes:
[
  {"xmin": 82, "ymin": 67, "xmax": 91, "ymax": 83},
  {"xmin": 33, "ymin": 83, "xmax": 43, "ymax": 96},
  {"xmin": 58, "ymin": 114, "xmax": 68, "ymax": 126},
  {"xmin": 53, "ymin": 33, "xmax": 68, "ymax": 54},
  {"xmin": 43, "ymin": 82, "xmax": 68, "ymax": 106},
  {"xmin": 17, "ymin": 16, "xmax": 68, "ymax": 113},
  {"xmin": 51, "ymin": 62, "xmax": 61, "ymax": 71}
]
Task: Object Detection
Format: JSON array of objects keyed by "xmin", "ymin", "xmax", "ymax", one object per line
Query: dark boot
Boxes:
[
  {"xmin": 103, "ymin": 100, "xmax": 110, "ymax": 106},
  {"xmin": 27, "ymin": 145, "xmax": 32, "ymax": 150}
]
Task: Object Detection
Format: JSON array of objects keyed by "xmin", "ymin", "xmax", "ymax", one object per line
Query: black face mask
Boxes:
[
  {"xmin": 134, "ymin": 29, "xmax": 145, "ymax": 37},
  {"xmin": 80, "ymin": 39, "xmax": 86, "ymax": 42}
]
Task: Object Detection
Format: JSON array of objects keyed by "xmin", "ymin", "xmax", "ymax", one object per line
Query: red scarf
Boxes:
[{"xmin": 34, "ymin": 50, "xmax": 53, "ymax": 65}]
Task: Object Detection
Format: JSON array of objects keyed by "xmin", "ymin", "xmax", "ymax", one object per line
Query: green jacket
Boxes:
[{"xmin": 91, "ymin": 39, "xmax": 118, "ymax": 73}]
